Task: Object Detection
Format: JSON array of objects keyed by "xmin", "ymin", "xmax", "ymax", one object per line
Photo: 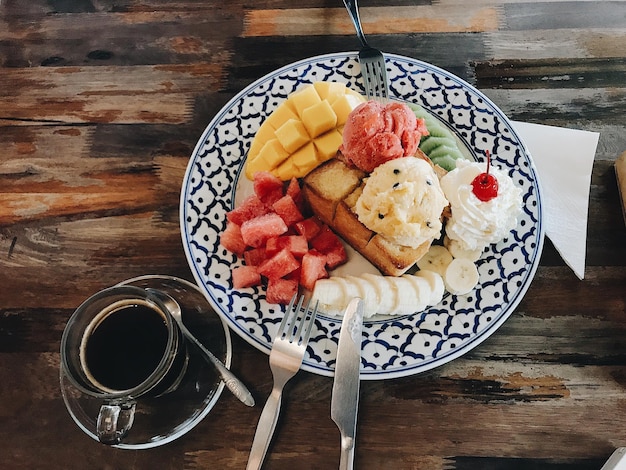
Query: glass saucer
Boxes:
[{"xmin": 60, "ymin": 275, "xmax": 232, "ymax": 449}]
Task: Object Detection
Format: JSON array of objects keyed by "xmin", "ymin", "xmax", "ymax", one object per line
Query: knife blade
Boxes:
[{"xmin": 330, "ymin": 297, "xmax": 364, "ymax": 470}]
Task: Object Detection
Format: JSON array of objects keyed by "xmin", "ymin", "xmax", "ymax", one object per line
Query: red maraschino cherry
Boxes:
[{"xmin": 471, "ymin": 150, "xmax": 499, "ymax": 202}]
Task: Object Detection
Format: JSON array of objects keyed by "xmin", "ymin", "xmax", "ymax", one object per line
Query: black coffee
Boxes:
[{"xmin": 83, "ymin": 303, "xmax": 168, "ymax": 391}]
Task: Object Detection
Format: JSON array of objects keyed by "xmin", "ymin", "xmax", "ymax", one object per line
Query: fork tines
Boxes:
[
  {"xmin": 360, "ymin": 49, "xmax": 389, "ymax": 101},
  {"xmin": 279, "ymin": 294, "xmax": 317, "ymax": 346}
]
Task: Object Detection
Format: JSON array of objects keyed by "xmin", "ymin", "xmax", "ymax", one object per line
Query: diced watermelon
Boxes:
[
  {"xmin": 286, "ymin": 177, "xmax": 305, "ymax": 212},
  {"xmin": 266, "ymin": 278, "xmax": 298, "ymax": 305},
  {"xmin": 258, "ymin": 248, "xmax": 300, "ymax": 280},
  {"xmin": 220, "ymin": 221, "xmax": 246, "ymax": 255},
  {"xmin": 294, "ymin": 216, "xmax": 322, "ymax": 241},
  {"xmin": 310, "ymin": 225, "xmax": 348, "ymax": 269},
  {"xmin": 272, "ymin": 194, "xmax": 304, "ymax": 227},
  {"xmin": 227, "ymin": 194, "xmax": 270, "ymax": 225},
  {"xmin": 254, "ymin": 171, "xmax": 284, "ymax": 206},
  {"xmin": 243, "ymin": 247, "xmax": 268, "ymax": 266},
  {"xmin": 232, "ymin": 265, "xmax": 261, "ymax": 288},
  {"xmin": 322, "ymin": 243, "xmax": 348, "ymax": 269},
  {"xmin": 265, "ymin": 235, "xmax": 309, "ymax": 258},
  {"xmin": 240, "ymin": 213, "xmax": 288, "ymax": 248},
  {"xmin": 300, "ymin": 250, "xmax": 328, "ymax": 291}
]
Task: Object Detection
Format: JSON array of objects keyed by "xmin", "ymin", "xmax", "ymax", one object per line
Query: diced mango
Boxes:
[
  {"xmin": 301, "ymin": 100, "xmax": 337, "ymax": 138},
  {"xmin": 314, "ymin": 81, "xmax": 347, "ymax": 103},
  {"xmin": 265, "ymin": 105, "xmax": 299, "ymax": 130},
  {"xmin": 275, "ymin": 119, "xmax": 310, "ymax": 154},
  {"xmin": 258, "ymin": 139, "xmax": 290, "ymax": 169},
  {"xmin": 245, "ymin": 81, "xmax": 363, "ymax": 180},
  {"xmin": 289, "ymin": 85, "xmax": 322, "ymax": 117},
  {"xmin": 248, "ymin": 122, "xmax": 277, "ymax": 159},
  {"xmin": 273, "ymin": 158, "xmax": 300, "ymax": 180},
  {"xmin": 313, "ymin": 129, "xmax": 343, "ymax": 161},
  {"xmin": 331, "ymin": 94, "xmax": 364, "ymax": 126},
  {"xmin": 290, "ymin": 142, "xmax": 318, "ymax": 170},
  {"xmin": 245, "ymin": 154, "xmax": 269, "ymax": 180}
]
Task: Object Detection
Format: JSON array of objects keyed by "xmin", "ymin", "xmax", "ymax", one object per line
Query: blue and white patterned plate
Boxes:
[{"xmin": 180, "ymin": 53, "xmax": 544, "ymax": 380}]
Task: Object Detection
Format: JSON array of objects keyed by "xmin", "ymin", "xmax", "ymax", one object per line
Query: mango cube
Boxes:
[
  {"xmin": 274, "ymin": 119, "xmax": 310, "ymax": 153},
  {"xmin": 331, "ymin": 94, "xmax": 363, "ymax": 126},
  {"xmin": 290, "ymin": 142, "xmax": 318, "ymax": 170},
  {"xmin": 314, "ymin": 81, "xmax": 346, "ymax": 102},
  {"xmin": 266, "ymin": 105, "xmax": 299, "ymax": 130},
  {"xmin": 248, "ymin": 122, "xmax": 277, "ymax": 159},
  {"xmin": 273, "ymin": 158, "xmax": 300, "ymax": 181},
  {"xmin": 313, "ymin": 129, "xmax": 343, "ymax": 161},
  {"xmin": 245, "ymin": 154, "xmax": 268, "ymax": 179},
  {"xmin": 301, "ymin": 100, "xmax": 337, "ymax": 138},
  {"xmin": 290, "ymin": 85, "xmax": 322, "ymax": 117},
  {"xmin": 258, "ymin": 138, "xmax": 290, "ymax": 169}
]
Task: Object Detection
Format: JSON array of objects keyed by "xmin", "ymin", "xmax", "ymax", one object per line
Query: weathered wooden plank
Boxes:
[
  {"xmin": 243, "ymin": 6, "xmax": 500, "ymax": 37},
  {"xmin": 226, "ymin": 34, "xmax": 484, "ymax": 90},
  {"xmin": 474, "ymin": 58, "xmax": 626, "ymax": 88},
  {"xmin": 485, "ymin": 29, "xmax": 626, "ymax": 60},
  {"xmin": 0, "ymin": 10, "xmax": 240, "ymax": 67},
  {"xmin": 0, "ymin": 64, "xmax": 222, "ymax": 124},
  {"xmin": 503, "ymin": 1, "xmax": 626, "ymax": 30},
  {"xmin": 479, "ymin": 87, "xmax": 626, "ymax": 126}
]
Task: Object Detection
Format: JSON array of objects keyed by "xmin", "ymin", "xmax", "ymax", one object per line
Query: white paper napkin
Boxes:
[{"xmin": 512, "ymin": 121, "xmax": 599, "ymax": 280}]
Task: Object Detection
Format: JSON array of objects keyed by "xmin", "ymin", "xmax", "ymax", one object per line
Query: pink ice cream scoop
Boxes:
[{"xmin": 340, "ymin": 101, "xmax": 429, "ymax": 172}]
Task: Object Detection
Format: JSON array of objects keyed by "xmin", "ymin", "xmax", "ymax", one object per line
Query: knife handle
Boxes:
[
  {"xmin": 246, "ymin": 388, "xmax": 283, "ymax": 470},
  {"xmin": 339, "ymin": 433, "xmax": 355, "ymax": 470}
]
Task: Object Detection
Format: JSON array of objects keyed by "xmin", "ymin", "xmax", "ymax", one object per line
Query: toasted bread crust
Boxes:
[{"xmin": 303, "ymin": 157, "xmax": 435, "ymax": 276}]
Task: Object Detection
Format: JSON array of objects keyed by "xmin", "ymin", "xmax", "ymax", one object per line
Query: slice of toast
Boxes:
[{"xmin": 302, "ymin": 158, "xmax": 433, "ymax": 276}]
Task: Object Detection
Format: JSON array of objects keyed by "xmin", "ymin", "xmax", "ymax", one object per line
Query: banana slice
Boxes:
[
  {"xmin": 401, "ymin": 274, "xmax": 430, "ymax": 312},
  {"xmin": 443, "ymin": 258, "xmax": 480, "ymax": 295},
  {"xmin": 416, "ymin": 245, "xmax": 453, "ymax": 276},
  {"xmin": 444, "ymin": 235, "xmax": 483, "ymax": 262},
  {"xmin": 362, "ymin": 273, "xmax": 396, "ymax": 315},
  {"xmin": 345, "ymin": 275, "xmax": 379, "ymax": 316},
  {"xmin": 415, "ymin": 269, "xmax": 445, "ymax": 306},
  {"xmin": 311, "ymin": 278, "xmax": 347, "ymax": 316}
]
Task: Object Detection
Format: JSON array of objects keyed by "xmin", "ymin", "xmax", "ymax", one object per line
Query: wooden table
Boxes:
[{"xmin": 2, "ymin": 1, "xmax": 626, "ymax": 469}]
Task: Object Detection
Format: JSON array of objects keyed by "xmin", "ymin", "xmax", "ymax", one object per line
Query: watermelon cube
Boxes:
[
  {"xmin": 254, "ymin": 171, "xmax": 285, "ymax": 206},
  {"xmin": 300, "ymin": 250, "xmax": 328, "ymax": 291},
  {"xmin": 258, "ymin": 248, "xmax": 300, "ymax": 280},
  {"xmin": 286, "ymin": 177, "xmax": 305, "ymax": 212},
  {"xmin": 240, "ymin": 213, "xmax": 288, "ymax": 248},
  {"xmin": 272, "ymin": 194, "xmax": 304, "ymax": 227},
  {"xmin": 294, "ymin": 217, "xmax": 322, "ymax": 241},
  {"xmin": 265, "ymin": 235, "xmax": 309, "ymax": 258},
  {"xmin": 232, "ymin": 265, "xmax": 261, "ymax": 288},
  {"xmin": 227, "ymin": 194, "xmax": 269, "ymax": 225},
  {"xmin": 310, "ymin": 225, "xmax": 347, "ymax": 269},
  {"xmin": 243, "ymin": 247, "xmax": 268, "ymax": 266},
  {"xmin": 266, "ymin": 278, "xmax": 298, "ymax": 305},
  {"xmin": 220, "ymin": 221, "xmax": 246, "ymax": 255}
]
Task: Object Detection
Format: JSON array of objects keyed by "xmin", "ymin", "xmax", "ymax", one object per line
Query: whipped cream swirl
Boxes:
[{"xmin": 440, "ymin": 159, "xmax": 522, "ymax": 252}]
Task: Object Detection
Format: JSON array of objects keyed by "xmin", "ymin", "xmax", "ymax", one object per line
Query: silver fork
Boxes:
[
  {"xmin": 246, "ymin": 295, "xmax": 319, "ymax": 470},
  {"xmin": 343, "ymin": 0, "xmax": 389, "ymax": 100}
]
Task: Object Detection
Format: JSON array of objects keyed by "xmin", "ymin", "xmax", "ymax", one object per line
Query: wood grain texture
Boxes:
[{"xmin": 1, "ymin": 1, "xmax": 626, "ymax": 469}]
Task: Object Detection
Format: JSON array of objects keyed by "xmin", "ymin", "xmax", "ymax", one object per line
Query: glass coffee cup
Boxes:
[{"xmin": 60, "ymin": 285, "xmax": 189, "ymax": 444}]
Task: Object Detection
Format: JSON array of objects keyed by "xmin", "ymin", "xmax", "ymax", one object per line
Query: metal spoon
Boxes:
[{"xmin": 148, "ymin": 288, "xmax": 255, "ymax": 407}]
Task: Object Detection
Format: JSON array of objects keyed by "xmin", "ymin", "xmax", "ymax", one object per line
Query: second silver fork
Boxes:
[
  {"xmin": 246, "ymin": 295, "xmax": 318, "ymax": 470},
  {"xmin": 343, "ymin": 0, "xmax": 389, "ymax": 100}
]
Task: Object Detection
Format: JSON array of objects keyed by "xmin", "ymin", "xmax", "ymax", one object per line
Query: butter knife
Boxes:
[{"xmin": 330, "ymin": 297, "xmax": 364, "ymax": 470}]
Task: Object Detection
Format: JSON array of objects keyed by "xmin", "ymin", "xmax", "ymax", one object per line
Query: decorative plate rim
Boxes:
[{"xmin": 179, "ymin": 52, "xmax": 545, "ymax": 380}]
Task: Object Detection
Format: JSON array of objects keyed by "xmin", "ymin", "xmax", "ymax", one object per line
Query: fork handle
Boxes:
[
  {"xmin": 246, "ymin": 386, "xmax": 283, "ymax": 470},
  {"xmin": 342, "ymin": 0, "xmax": 368, "ymax": 47}
]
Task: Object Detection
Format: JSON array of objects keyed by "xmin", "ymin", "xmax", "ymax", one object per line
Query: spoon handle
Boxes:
[{"xmin": 184, "ymin": 325, "xmax": 256, "ymax": 407}]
